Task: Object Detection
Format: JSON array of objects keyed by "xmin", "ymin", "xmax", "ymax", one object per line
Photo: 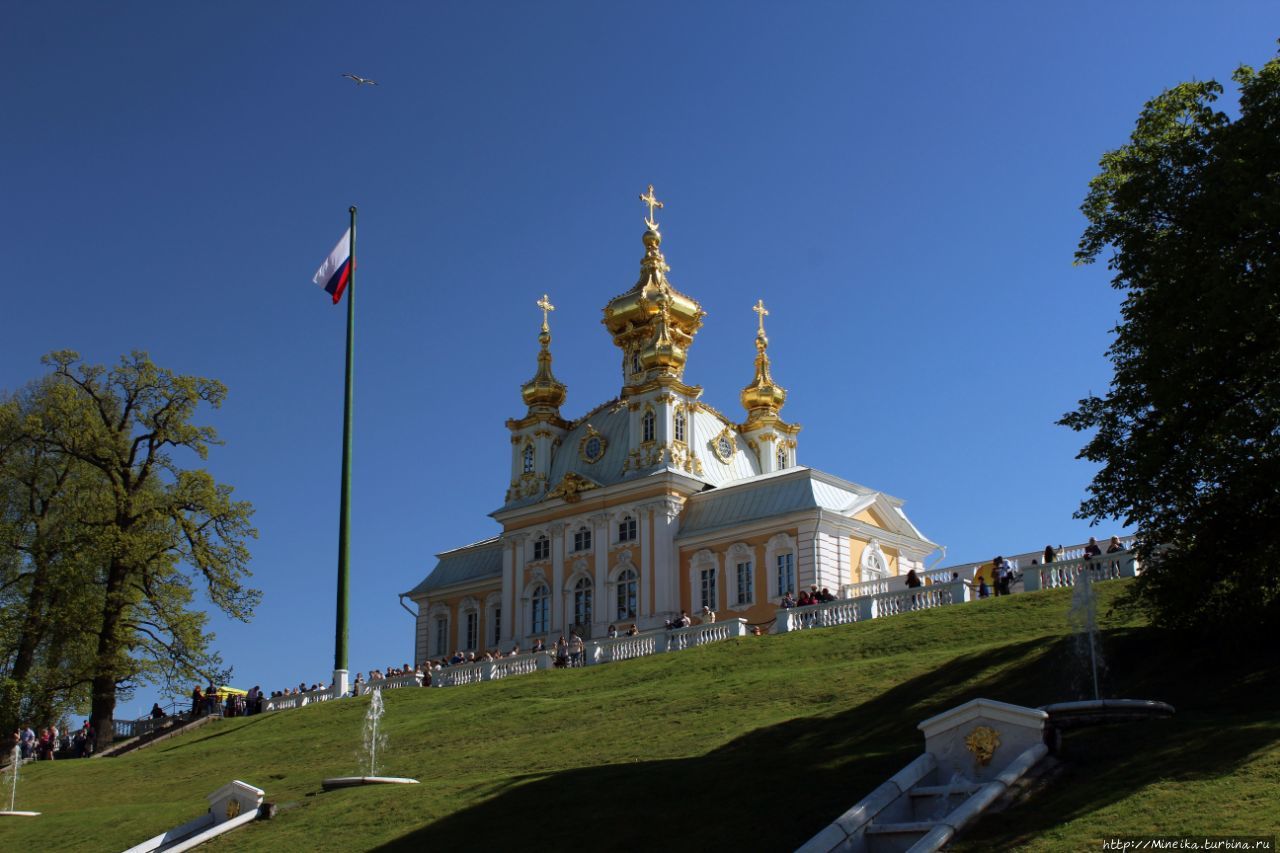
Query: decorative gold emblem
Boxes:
[
  {"xmin": 578, "ymin": 424, "xmax": 608, "ymax": 464},
  {"xmin": 710, "ymin": 427, "xmax": 737, "ymax": 464},
  {"xmin": 226, "ymin": 798, "xmax": 241, "ymax": 819},
  {"xmin": 964, "ymin": 725, "xmax": 1001, "ymax": 767},
  {"xmin": 546, "ymin": 471, "xmax": 600, "ymax": 503}
]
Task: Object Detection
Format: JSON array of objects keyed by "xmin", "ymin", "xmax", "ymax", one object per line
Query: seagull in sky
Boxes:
[{"xmin": 342, "ymin": 73, "xmax": 378, "ymax": 86}]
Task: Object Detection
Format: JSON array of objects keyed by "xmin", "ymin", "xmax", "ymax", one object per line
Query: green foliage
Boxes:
[
  {"xmin": 0, "ymin": 352, "xmax": 259, "ymax": 741},
  {"xmin": 1061, "ymin": 47, "xmax": 1280, "ymax": 639}
]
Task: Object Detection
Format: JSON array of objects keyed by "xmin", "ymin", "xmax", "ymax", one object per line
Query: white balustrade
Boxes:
[
  {"xmin": 666, "ymin": 618, "xmax": 749, "ymax": 651},
  {"xmin": 870, "ymin": 580, "xmax": 965, "ymax": 617},
  {"xmin": 588, "ymin": 632, "xmax": 660, "ymax": 664},
  {"xmin": 358, "ymin": 672, "xmax": 422, "ymax": 695},
  {"xmin": 776, "ymin": 599, "xmax": 866, "ymax": 633},
  {"xmin": 263, "ymin": 685, "xmax": 336, "ymax": 712},
  {"xmin": 1023, "ymin": 550, "xmax": 1139, "ymax": 592},
  {"xmin": 839, "ymin": 578, "xmax": 892, "ymax": 600}
]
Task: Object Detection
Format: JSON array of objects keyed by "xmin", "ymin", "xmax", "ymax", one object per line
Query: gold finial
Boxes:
[
  {"xmin": 752, "ymin": 299, "xmax": 769, "ymax": 336},
  {"xmin": 537, "ymin": 293, "xmax": 555, "ymax": 332},
  {"xmin": 639, "ymin": 184, "xmax": 664, "ymax": 231}
]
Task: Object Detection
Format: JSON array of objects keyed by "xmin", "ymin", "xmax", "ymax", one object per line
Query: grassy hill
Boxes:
[{"xmin": 4, "ymin": 581, "xmax": 1277, "ymax": 852}]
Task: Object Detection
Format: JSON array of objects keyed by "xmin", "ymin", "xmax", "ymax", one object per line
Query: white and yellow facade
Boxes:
[{"xmin": 403, "ymin": 188, "xmax": 938, "ymax": 662}]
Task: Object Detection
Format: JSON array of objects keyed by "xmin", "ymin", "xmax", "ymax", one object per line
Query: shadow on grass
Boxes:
[{"xmin": 371, "ymin": 628, "xmax": 1278, "ymax": 853}]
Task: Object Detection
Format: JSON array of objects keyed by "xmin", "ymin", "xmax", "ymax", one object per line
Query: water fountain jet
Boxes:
[
  {"xmin": 322, "ymin": 687, "xmax": 419, "ymax": 791},
  {"xmin": 0, "ymin": 746, "xmax": 40, "ymax": 817}
]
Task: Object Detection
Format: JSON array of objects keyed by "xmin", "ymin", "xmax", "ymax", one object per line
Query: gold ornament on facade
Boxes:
[
  {"xmin": 710, "ymin": 427, "xmax": 738, "ymax": 464},
  {"xmin": 578, "ymin": 423, "xmax": 608, "ymax": 464},
  {"xmin": 964, "ymin": 725, "xmax": 1001, "ymax": 767},
  {"xmin": 547, "ymin": 471, "xmax": 600, "ymax": 503}
]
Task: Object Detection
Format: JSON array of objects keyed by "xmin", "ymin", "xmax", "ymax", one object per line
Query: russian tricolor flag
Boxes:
[{"xmin": 312, "ymin": 228, "xmax": 353, "ymax": 304}]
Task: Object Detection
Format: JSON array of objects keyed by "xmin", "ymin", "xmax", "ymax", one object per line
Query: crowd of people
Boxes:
[{"xmin": 6, "ymin": 720, "xmax": 96, "ymax": 762}]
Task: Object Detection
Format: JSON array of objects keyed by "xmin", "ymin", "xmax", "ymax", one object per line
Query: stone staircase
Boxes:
[{"xmin": 799, "ymin": 699, "xmax": 1051, "ymax": 853}]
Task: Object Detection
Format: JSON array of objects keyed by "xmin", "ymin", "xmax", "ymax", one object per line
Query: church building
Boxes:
[{"xmin": 403, "ymin": 187, "xmax": 937, "ymax": 662}]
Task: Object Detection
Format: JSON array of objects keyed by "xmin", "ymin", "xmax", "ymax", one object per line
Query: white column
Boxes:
[
  {"xmin": 501, "ymin": 534, "xmax": 526, "ymax": 646},
  {"xmin": 590, "ymin": 512, "xmax": 611, "ymax": 635},
  {"xmin": 549, "ymin": 522, "xmax": 566, "ymax": 634},
  {"xmin": 641, "ymin": 497, "xmax": 684, "ymax": 617},
  {"xmin": 637, "ymin": 508, "xmax": 652, "ymax": 619}
]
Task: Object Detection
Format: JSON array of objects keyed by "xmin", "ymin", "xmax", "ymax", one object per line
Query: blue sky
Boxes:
[{"xmin": 4, "ymin": 3, "xmax": 1275, "ymax": 716}]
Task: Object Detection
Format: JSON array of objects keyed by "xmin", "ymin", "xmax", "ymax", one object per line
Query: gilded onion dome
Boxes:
[
  {"xmin": 602, "ymin": 186, "xmax": 706, "ymax": 385},
  {"xmin": 521, "ymin": 294, "xmax": 568, "ymax": 412},
  {"xmin": 740, "ymin": 299, "xmax": 788, "ymax": 421}
]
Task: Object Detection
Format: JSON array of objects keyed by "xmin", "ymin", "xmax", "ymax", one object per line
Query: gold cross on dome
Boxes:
[
  {"xmin": 639, "ymin": 184, "xmax": 664, "ymax": 230},
  {"xmin": 537, "ymin": 294, "xmax": 555, "ymax": 330},
  {"xmin": 753, "ymin": 299, "xmax": 769, "ymax": 334}
]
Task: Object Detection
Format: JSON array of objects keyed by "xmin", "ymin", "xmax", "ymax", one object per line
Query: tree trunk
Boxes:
[{"xmin": 91, "ymin": 556, "xmax": 129, "ymax": 754}]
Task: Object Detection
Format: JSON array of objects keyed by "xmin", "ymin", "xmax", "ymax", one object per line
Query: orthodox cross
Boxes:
[
  {"xmin": 537, "ymin": 293, "xmax": 555, "ymax": 331},
  {"xmin": 753, "ymin": 298, "xmax": 769, "ymax": 335},
  {"xmin": 639, "ymin": 184, "xmax": 663, "ymax": 230}
]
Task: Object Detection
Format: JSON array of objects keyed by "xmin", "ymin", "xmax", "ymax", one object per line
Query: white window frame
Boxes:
[
  {"xmin": 572, "ymin": 576, "xmax": 593, "ymax": 626},
  {"xmin": 674, "ymin": 409, "xmax": 686, "ymax": 443},
  {"xmin": 432, "ymin": 612, "xmax": 450, "ymax": 658},
  {"xmin": 766, "ymin": 533, "xmax": 797, "ymax": 602},
  {"xmin": 617, "ymin": 514, "xmax": 637, "ymax": 543},
  {"xmin": 613, "ymin": 566, "xmax": 638, "ymax": 621},
  {"xmin": 642, "ymin": 409, "xmax": 655, "ymax": 443},
  {"xmin": 573, "ymin": 525, "xmax": 592, "ymax": 553},
  {"xmin": 522, "ymin": 443, "xmax": 535, "ymax": 473},
  {"xmin": 532, "ymin": 534, "xmax": 550, "ymax": 561},
  {"xmin": 530, "ymin": 584, "xmax": 550, "ymax": 636},
  {"xmin": 861, "ymin": 540, "xmax": 889, "ymax": 581}
]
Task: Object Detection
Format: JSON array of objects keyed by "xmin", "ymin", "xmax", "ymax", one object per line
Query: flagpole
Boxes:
[{"xmin": 334, "ymin": 205, "xmax": 356, "ymax": 697}]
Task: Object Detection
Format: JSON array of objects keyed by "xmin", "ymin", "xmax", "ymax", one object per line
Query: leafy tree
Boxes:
[
  {"xmin": 1061, "ymin": 48, "xmax": 1280, "ymax": 639},
  {"xmin": 0, "ymin": 352, "xmax": 258, "ymax": 749}
]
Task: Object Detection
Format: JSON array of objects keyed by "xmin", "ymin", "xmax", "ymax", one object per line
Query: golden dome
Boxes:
[
  {"xmin": 740, "ymin": 299, "xmax": 788, "ymax": 419},
  {"xmin": 521, "ymin": 295, "xmax": 567, "ymax": 412},
  {"xmin": 602, "ymin": 189, "xmax": 706, "ymax": 386}
]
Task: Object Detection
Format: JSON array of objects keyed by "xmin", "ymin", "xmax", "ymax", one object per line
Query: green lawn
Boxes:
[{"xmin": 3, "ymin": 581, "xmax": 1276, "ymax": 851}]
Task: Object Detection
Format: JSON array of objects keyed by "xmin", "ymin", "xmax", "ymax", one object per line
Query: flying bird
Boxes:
[{"xmin": 342, "ymin": 74, "xmax": 378, "ymax": 86}]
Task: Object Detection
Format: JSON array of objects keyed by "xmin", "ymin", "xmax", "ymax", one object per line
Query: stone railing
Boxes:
[
  {"xmin": 667, "ymin": 618, "xmax": 750, "ymax": 651},
  {"xmin": 871, "ymin": 579, "xmax": 967, "ymax": 617},
  {"xmin": 432, "ymin": 652, "xmax": 555, "ymax": 687},
  {"xmin": 587, "ymin": 632, "xmax": 662, "ymax": 664},
  {"xmin": 357, "ymin": 672, "xmax": 422, "ymax": 695},
  {"xmin": 1022, "ymin": 550, "xmax": 1139, "ymax": 592},
  {"xmin": 839, "ymin": 577, "xmax": 892, "ymax": 600},
  {"xmin": 777, "ymin": 581, "xmax": 970, "ymax": 633},
  {"xmin": 113, "ymin": 710, "xmax": 193, "ymax": 740},
  {"xmin": 776, "ymin": 599, "xmax": 865, "ymax": 633},
  {"xmin": 263, "ymin": 685, "xmax": 338, "ymax": 712}
]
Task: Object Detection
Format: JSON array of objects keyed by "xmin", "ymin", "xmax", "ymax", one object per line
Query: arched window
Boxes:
[
  {"xmin": 617, "ymin": 514, "xmax": 637, "ymax": 542},
  {"xmin": 573, "ymin": 577, "xmax": 593, "ymax": 626},
  {"xmin": 522, "ymin": 444, "xmax": 535, "ymax": 474},
  {"xmin": 674, "ymin": 409, "xmax": 686, "ymax": 443},
  {"xmin": 531, "ymin": 584, "xmax": 550, "ymax": 635},
  {"xmin": 642, "ymin": 410, "xmax": 655, "ymax": 443},
  {"xmin": 729, "ymin": 543, "xmax": 755, "ymax": 607},
  {"xmin": 776, "ymin": 446, "xmax": 787, "ymax": 469},
  {"xmin": 615, "ymin": 568, "xmax": 638, "ymax": 620},
  {"xmin": 573, "ymin": 525, "xmax": 592, "ymax": 552},
  {"xmin": 533, "ymin": 535, "xmax": 550, "ymax": 561},
  {"xmin": 631, "ymin": 353, "xmax": 642, "ymax": 375}
]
